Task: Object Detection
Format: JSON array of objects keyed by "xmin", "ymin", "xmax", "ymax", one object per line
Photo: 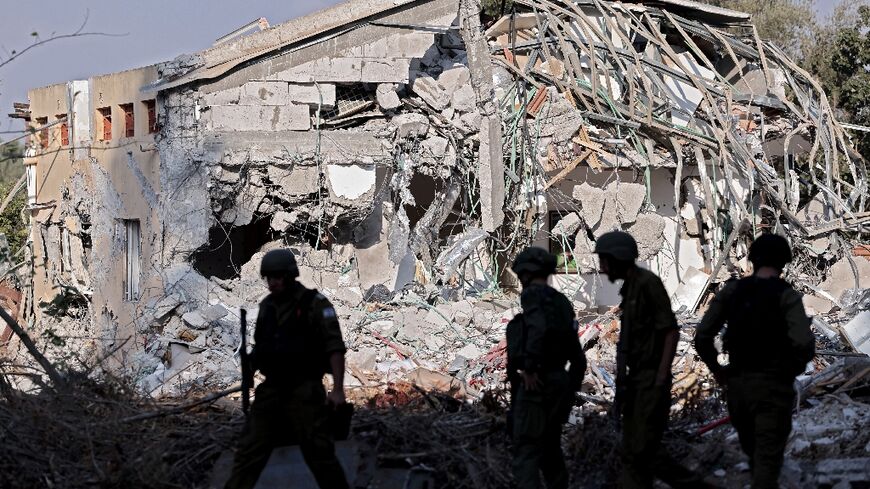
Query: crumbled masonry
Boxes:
[{"xmin": 4, "ymin": 0, "xmax": 870, "ymax": 487}]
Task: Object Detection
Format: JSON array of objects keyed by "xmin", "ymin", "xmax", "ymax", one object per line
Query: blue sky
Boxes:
[{"xmin": 0, "ymin": 0, "xmax": 839, "ymax": 134}]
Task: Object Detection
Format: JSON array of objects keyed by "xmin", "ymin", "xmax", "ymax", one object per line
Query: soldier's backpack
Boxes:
[{"xmin": 723, "ymin": 277, "xmax": 803, "ymax": 377}]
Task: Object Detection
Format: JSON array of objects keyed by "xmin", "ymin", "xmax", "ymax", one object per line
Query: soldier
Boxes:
[
  {"xmin": 695, "ymin": 234, "xmax": 814, "ymax": 489},
  {"xmin": 507, "ymin": 247, "xmax": 586, "ymax": 489},
  {"xmin": 225, "ymin": 249, "xmax": 349, "ymax": 489},
  {"xmin": 594, "ymin": 231, "xmax": 706, "ymax": 489}
]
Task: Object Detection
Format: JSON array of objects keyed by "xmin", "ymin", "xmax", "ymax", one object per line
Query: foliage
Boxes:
[
  {"xmin": 481, "ymin": 0, "xmax": 514, "ymax": 18},
  {"xmin": 0, "ymin": 139, "xmax": 27, "ymax": 255},
  {"xmin": 704, "ymin": 0, "xmax": 816, "ymax": 58},
  {"xmin": 803, "ymin": 2, "xmax": 870, "ymax": 158}
]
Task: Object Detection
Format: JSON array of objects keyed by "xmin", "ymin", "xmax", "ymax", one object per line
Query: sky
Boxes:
[
  {"xmin": 0, "ymin": 0, "xmax": 840, "ymax": 135},
  {"xmin": 0, "ymin": 0, "xmax": 343, "ymax": 135}
]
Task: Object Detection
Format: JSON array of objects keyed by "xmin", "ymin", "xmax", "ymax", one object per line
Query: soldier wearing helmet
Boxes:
[
  {"xmin": 506, "ymin": 247, "xmax": 586, "ymax": 489},
  {"xmin": 595, "ymin": 231, "xmax": 706, "ymax": 488},
  {"xmin": 695, "ymin": 234, "xmax": 813, "ymax": 489},
  {"xmin": 225, "ymin": 249, "xmax": 349, "ymax": 489}
]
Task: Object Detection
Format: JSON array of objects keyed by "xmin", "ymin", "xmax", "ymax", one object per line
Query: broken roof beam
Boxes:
[{"xmin": 460, "ymin": 0, "xmax": 505, "ymax": 233}]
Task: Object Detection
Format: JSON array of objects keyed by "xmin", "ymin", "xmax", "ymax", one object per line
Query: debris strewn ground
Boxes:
[{"xmin": 3, "ymin": 0, "xmax": 870, "ymax": 487}]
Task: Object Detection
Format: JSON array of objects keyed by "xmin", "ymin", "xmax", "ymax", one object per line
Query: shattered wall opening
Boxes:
[{"xmin": 190, "ymin": 216, "xmax": 274, "ymax": 280}]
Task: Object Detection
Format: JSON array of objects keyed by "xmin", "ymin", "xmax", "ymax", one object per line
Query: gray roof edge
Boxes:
[
  {"xmin": 150, "ymin": 0, "xmax": 427, "ymax": 92},
  {"xmin": 651, "ymin": 0, "xmax": 751, "ymax": 22}
]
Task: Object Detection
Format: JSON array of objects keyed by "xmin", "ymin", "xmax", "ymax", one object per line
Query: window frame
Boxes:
[
  {"xmin": 97, "ymin": 107, "xmax": 112, "ymax": 141},
  {"xmin": 120, "ymin": 103, "xmax": 135, "ymax": 138}
]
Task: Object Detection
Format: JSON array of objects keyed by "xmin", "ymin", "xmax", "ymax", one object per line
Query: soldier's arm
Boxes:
[
  {"xmin": 313, "ymin": 295, "xmax": 348, "ymax": 402},
  {"xmin": 647, "ymin": 275, "xmax": 679, "ymax": 385},
  {"xmin": 781, "ymin": 288, "xmax": 815, "ymax": 367},
  {"xmin": 694, "ymin": 282, "xmax": 735, "ymax": 375}
]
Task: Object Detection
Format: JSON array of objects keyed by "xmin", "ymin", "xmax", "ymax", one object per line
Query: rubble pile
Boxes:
[{"xmin": 4, "ymin": 0, "xmax": 870, "ymax": 486}]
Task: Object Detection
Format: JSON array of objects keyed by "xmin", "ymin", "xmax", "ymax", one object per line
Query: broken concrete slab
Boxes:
[
  {"xmin": 270, "ymin": 57, "xmax": 411, "ymax": 84},
  {"xmin": 375, "ymin": 83, "xmax": 401, "ymax": 111},
  {"xmin": 611, "ymin": 182, "xmax": 646, "ymax": 224},
  {"xmin": 625, "ymin": 213, "xmax": 666, "ymax": 261},
  {"xmin": 573, "ymin": 182, "xmax": 605, "ymax": 228},
  {"xmin": 842, "ymin": 311, "xmax": 870, "ymax": 356},
  {"xmin": 208, "ymin": 104, "xmax": 310, "ymax": 131},
  {"xmin": 270, "ymin": 211, "xmax": 294, "ymax": 231},
  {"xmin": 551, "ymin": 212, "xmax": 582, "ymax": 238},
  {"xmin": 326, "ymin": 163, "xmax": 376, "ymax": 200},
  {"xmin": 437, "ymin": 64, "xmax": 471, "ymax": 93},
  {"xmin": 671, "ymin": 266, "xmax": 710, "ymax": 312},
  {"xmin": 391, "ymin": 113, "xmax": 430, "ymax": 138},
  {"xmin": 451, "ymin": 84, "xmax": 476, "ymax": 113},
  {"xmin": 239, "ymin": 81, "xmax": 290, "ymax": 105},
  {"xmin": 286, "ymin": 83, "xmax": 336, "ymax": 107},
  {"xmin": 410, "ymin": 73, "xmax": 450, "ymax": 111},
  {"xmin": 266, "ymin": 165, "xmax": 320, "ymax": 196},
  {"xmin": 202, "ymin": 87, "xmax": 240, "ymax": 105}
]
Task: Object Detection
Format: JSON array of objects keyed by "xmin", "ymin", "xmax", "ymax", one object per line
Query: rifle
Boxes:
[{"xmin": 240, "ymin": 308, "xmax": 251, "ymax": 415}]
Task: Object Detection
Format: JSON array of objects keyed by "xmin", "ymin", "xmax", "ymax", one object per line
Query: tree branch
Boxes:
[{"xmin": 0, "ymin": 10, "xmax": 127, "ymax": 71}]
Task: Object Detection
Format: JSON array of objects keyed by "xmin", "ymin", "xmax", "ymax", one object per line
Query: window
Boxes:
[
  {"xmin": 35, "ymin": 117, "xmax": 49, "ymax": 149},
  {"xmin": 120, "ymin": 103, "xmax": 134, "ymax": 138},
  {"xmin": 124, "ymin": 220, "xmax": 141, "ymax": 301},
  {"xmin": 549, "ymin": 211, "xmax": 578, "ymax": 273},
  {"xmin": 25, "ymin": 164, "xmax": 37, "ymax": 205},
  {"xmin": 56, "ymin": 115, "xmax": 69, "ymax": 146},
  {"xmin": 143, "ymin": 99, "xmax": 156, "ymax": 134},
  {"xmin": 97, "ymin": 107, "xmax": 112, "ymax": 141}
]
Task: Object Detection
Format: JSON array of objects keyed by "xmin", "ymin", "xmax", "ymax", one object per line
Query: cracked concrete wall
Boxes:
[{"xmin": 25, "ymin": 66, "xmax": 163, "ymax": 362}]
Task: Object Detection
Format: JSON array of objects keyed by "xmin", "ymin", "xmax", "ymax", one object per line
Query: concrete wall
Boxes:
[{"xmin": 26, "ymin": 66, "xmax": 161, "ymax": 358}]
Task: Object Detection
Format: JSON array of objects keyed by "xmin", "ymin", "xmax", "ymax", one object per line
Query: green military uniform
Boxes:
[
  {"xmin": 696, "ymin": 276, "xmax": 813, "ymax": 489},
  {"xmin": 507, "ymin": 283, "xmax": 585, "ymax": 489},
  {"xmin": 617, "ymin": 267, "xmax": 702, "ymax": 489},
  {"xmin": 225, "ymin": 282, "xmax": 349, "ymax": 489}
]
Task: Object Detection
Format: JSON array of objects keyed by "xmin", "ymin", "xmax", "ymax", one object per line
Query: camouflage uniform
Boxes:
[
  {"xmin": 618, "ymin": 267, "xmax": 703, "ymax": 489},
  {"xmin": 696, "ymin": 276, "xmax": 814, "ymax": 489},
  {"xmin": 507, "ymin": 283, "xmax": 585, "ymax": 489},
  {"xmin": 225, "ymin": 283, "xmax": 349, "ymax": 489}
]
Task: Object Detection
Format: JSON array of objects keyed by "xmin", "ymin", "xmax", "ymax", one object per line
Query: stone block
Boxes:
[
  {"xmin": 438, "ymin": 65, "xmax": 471, "ymax": 93},
  {"xmin": 361, "ymin": 58, "xmax": 412, "ymax": 83},
  {"xmin": 202, "ymin": 87, "xmax": 240, "ymax": 105},
  {"xmin": 361, "ymin": 32, "xmax": 437, "ymax": 58},
  {"xmin": 287, "ymin": 83, "xmax": 336, "ymax": 107},
  {"xmin": 272, "ymin": 58, "xmax": 363, "ymax": 83},
  {"xmin": 410, "ymin": 74, "xmax": 450, "ymax": 111},
  {"xmin": 451, "ymin": 84, "xmax": 476, "ymax": 113},
  {"xmin": 267, "ymin": 165, "xmax": 320, "ymax": 196},
  {"xmin": 239, "ymin": 81, "xmax": 290, "ymax": 105},
  {"xmin": 376, "ymin": 83, "xmax": 401, "ymax": 111},
  {"xmin": 391, "ymin": 113, "xmax": 430, "ymax": 138},
  {"xmin": 209, "ymin": 104, "xmax": 310, "ymax": 131}
]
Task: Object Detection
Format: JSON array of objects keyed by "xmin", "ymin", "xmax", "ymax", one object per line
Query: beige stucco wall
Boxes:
[{"xmin": 26, "ymin": 65, "xmax": 163, "ymax": 353}]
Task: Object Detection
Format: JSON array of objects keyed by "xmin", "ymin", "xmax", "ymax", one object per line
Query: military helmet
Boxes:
[
  {"xmin": 511, "ymin": 246, "xmax": 557, "ymax": 276},
  {"xmin": 748, "ymin": 233, "xmax": 792, "ymax": 271},
  {"xmin": 593, "ymin": 231, "xmax": 638, "ymax": 261},
  {"xmin": 260, "ymin": 249, "xmax": 299, "ymax": 278}
]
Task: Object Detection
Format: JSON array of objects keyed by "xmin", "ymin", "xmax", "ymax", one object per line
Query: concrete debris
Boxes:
[
  {"xmin": 375, "ymin": 83, "xmax": 401, "ymax": 111},
  {"xmin": 9, "ymin": 4, "xmax": 870, "ymax": 486}
]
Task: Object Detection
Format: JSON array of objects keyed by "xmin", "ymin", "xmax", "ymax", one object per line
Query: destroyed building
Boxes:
[{"xmin": 8, "ymin": 0, "xmax": 868, "ymax": 398}]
